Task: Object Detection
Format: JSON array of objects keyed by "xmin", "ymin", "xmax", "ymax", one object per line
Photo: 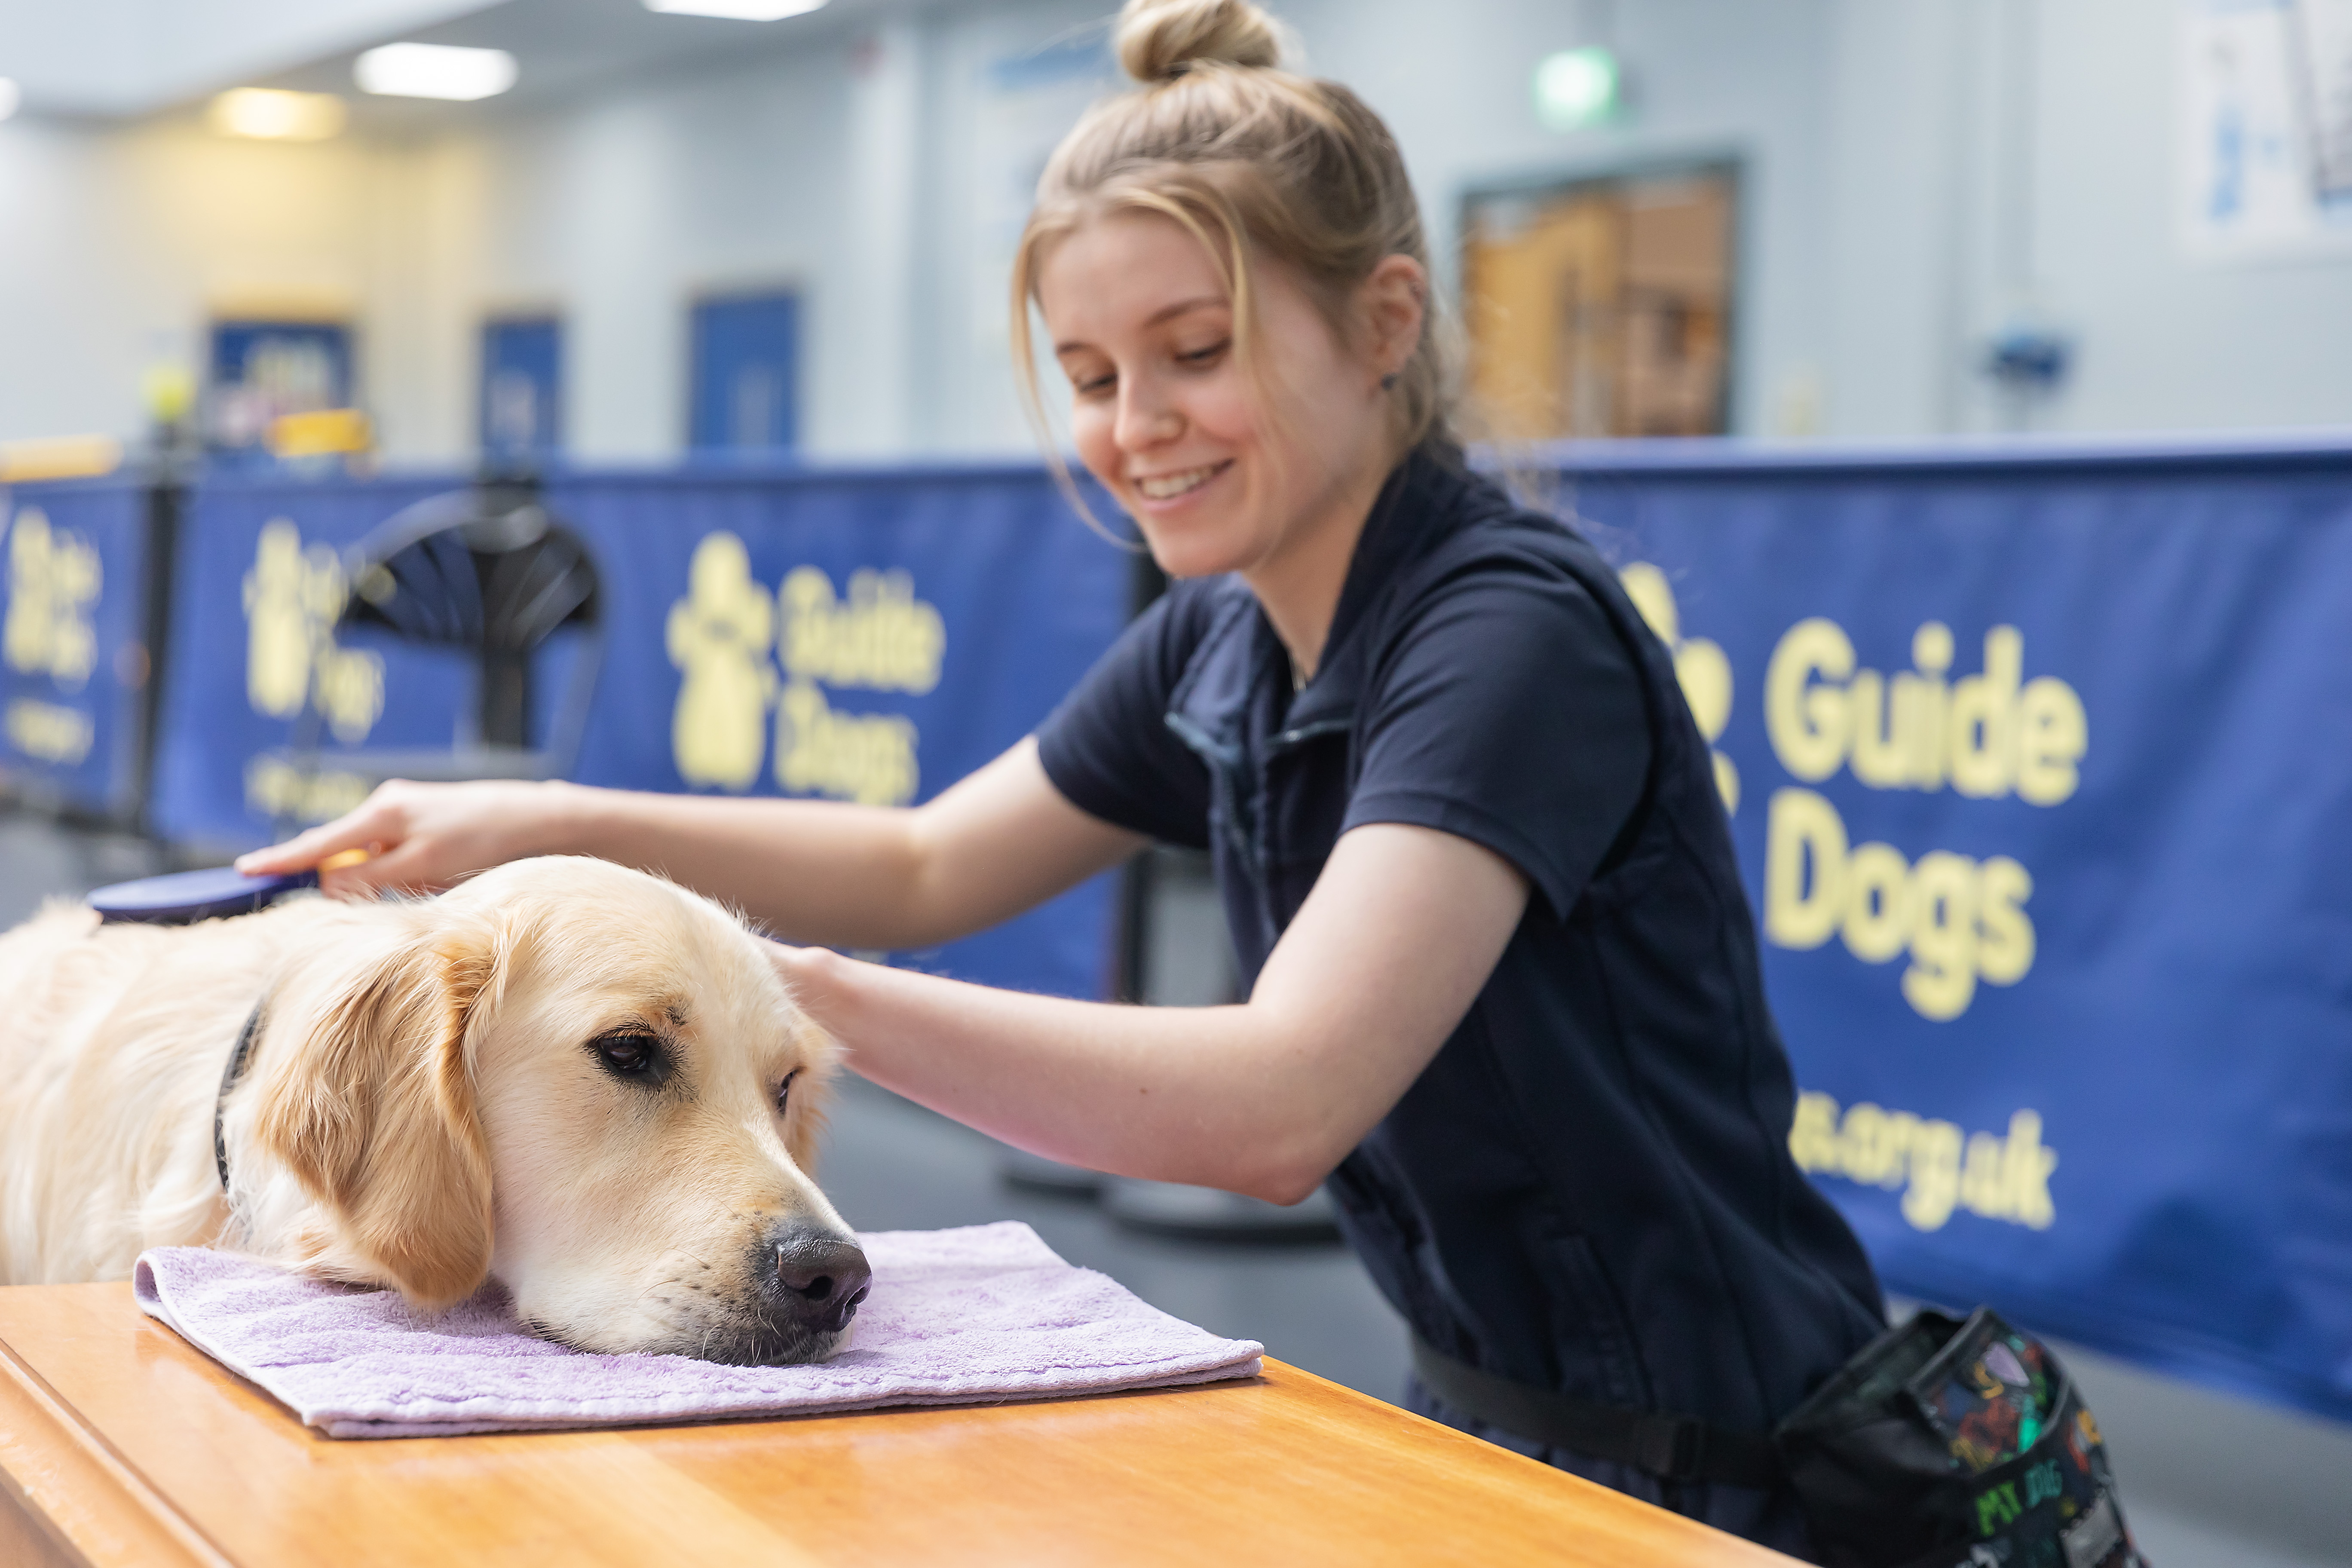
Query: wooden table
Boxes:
[{"xmin": 0, "ymin": 1283, "xmax": 1793, "ymax": 1566}]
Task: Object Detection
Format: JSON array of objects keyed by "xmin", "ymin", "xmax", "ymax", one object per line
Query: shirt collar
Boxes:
[
  {"xmin": 1165, "ymin": 445, "xmax": 1498, "ymax": 747},
  {"xmin": 1284, "ymin": 445, "xmax": 1487, "ymax": 730}
]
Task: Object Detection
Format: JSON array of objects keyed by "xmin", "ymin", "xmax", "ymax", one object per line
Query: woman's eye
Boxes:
[
  {"xmin": 1075, "ymin": 372, "xmax": 1116, "ymax": 397},
  {"xmin": 592, "ymin": 1032, "xmax": 659, "ymax": 1077},
  {"xmin": 1176, "ymin": 339, "xmax": 1230, "ymax": 366},
  {"xmin": 777, "ymin": 1069, "xmax": 801, "ymax": 1114}
]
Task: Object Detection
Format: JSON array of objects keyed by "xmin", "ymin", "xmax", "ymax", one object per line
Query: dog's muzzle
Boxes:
[
  {"xmin": 769, "ymin": 1227, "xmax": 872, "ymax": 1338},
  {"xmin": 687, "ymin": 1225, "xmax": 870, "ymax": 1365}
]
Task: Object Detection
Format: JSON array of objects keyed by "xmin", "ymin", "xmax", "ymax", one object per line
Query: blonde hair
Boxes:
[{"xmin": 1011, "ymin": 0, "xmax": 1455, "ymax": 532}]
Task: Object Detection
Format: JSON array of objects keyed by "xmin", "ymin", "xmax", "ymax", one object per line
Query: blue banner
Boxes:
[
  {"xmin": 1553, "ymin": 435, "xmax": 2352, "ymax": 1423},
  {"xmin": 547, "ymin": 464, "xmax": 1128, "ymax": 1000},
  {"xmin": 137, "ymin": 440, "xmax": 2352, "ymax": 1421},
  {"xmin": 148, "ymin": 464, "xmax": 1132, "ymax": 1003},
  {"xmin": 0, "ymin": 479, "xmax": 153, "ymax": 818},
  {"xmin": 150, "ymin": 473, "xmax": 476, "ymax": 844}
]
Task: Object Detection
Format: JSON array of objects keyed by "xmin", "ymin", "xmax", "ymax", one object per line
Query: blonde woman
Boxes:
[{"xmin": 244, "ymin": 1, "xmax": 1880, "ymax": 1550}]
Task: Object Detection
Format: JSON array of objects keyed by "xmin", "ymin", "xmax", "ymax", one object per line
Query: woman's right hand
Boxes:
[{"xmin": 233, "ymin": 778, "xmax": 581, "ymax": 897}]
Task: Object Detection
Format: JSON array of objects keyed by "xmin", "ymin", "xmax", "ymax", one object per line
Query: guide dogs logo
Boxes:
[
  {"xmin": 1620, "ymin": 562, "xmax": 1738, "ymax": 812},
  {"xmin": 241, "ymin": 519, "xmax": 384, "ymax": 744},
  {"xmin": 3, "ymin": 508, "xmax": 100, "ymax": 689},
  {"xmin": 1, "ymin": 508, "xmax": 101, "ymax": 764},
  {"xmin": 667, "ymin": 533, "xmax": 777, "ymax": 792},
  {"xmin": 1763, "ymin": 618, "xmax": 2086, "ymax": 1021},
  {"xmin": 668, "ymin": 533, "xmax": 943, "ymax": 806}
]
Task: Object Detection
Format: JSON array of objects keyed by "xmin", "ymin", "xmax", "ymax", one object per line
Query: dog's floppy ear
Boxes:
[
  {"xmin": 254, "ymin": 913, "xmax": 500, "ymax": 1308},
  {"xmin": 783, "ymin": 1032, "xmax": 837, "ymax": 1173}
]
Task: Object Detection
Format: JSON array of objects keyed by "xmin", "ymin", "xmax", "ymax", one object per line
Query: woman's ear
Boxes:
[
  {"xmin": 1359, "ymin": 254, "xmax": 1427, "ymax": 386},
  {"xmin": 254, "ymin": 915, "xmax": 499, "ymax": 1309}
]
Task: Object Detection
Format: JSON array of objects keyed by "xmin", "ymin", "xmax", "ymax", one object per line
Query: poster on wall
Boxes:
[
  {"xmin": 208, "ymin": 319, "xmax": 355, "ymax": 460},
  {"xmin": 2179, "ymin": 0, "xmax": 2352, "ymax": 260},
  {"xmin": 480, "ymin": 316, "xmax": 563, "ymax": 459},
  {"xmin": 2297, "ymin": 0, "xmax": 2352, "ymax": 196}
]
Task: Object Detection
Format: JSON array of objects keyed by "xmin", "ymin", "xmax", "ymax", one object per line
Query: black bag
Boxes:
[{"xmin": 1775, "ymin": 1305, "xmax": 2147, "ymax": 1568}]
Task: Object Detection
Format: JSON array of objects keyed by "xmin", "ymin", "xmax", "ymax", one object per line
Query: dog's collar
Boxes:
[{"xmin": 214, "ymin": 1000, "xmax": 267, "ymax": 1194}]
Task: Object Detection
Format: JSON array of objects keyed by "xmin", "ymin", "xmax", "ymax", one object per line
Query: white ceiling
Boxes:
[
  {"xmin": 0, "ymin": 0, "xmax": 904, "ymax": 122},
  {"xmin": 0, "ymin": 0, "xmax": 498, "ymax": 116}
]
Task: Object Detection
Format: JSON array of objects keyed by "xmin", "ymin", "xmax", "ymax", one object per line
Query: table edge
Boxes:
[{"xmin": 0, "ymin": 1330, "xmax": 232, "ymax": 1568}]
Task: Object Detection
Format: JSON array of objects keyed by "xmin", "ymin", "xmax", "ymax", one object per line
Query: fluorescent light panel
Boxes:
[
  {"xmin": 209, "ymin": 88, "xmax": 347, "ymax": 141},
  {"xmin": 355, "ymin": 43, "xmax": 518, "ymax": 101},
  {"xmin": 644, "ymin": 0, "xmax": 827, "ymax": 20}
]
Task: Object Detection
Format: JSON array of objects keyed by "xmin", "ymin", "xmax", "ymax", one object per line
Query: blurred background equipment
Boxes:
[
  {"xmin": 207, "ymin": 319, "xmax": 354, "ymax": 462},
  {"xmin": 270, "ymin": 481, "xmax": 603, "ymax": 821},
  {"xmin": 0, "ymin": 437, "xmax": 122, "ymax": 485}
]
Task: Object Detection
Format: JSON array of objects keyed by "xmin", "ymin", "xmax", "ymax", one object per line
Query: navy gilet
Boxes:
[{"xmin": 1036, "ymin": 450, "xmax": 1884, "ymax": 1440}]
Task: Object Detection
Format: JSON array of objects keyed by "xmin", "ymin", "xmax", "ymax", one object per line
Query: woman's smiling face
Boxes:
[{"xmin": 1037, "ymin": 210, "xmax": 1393, "ymax": 585}]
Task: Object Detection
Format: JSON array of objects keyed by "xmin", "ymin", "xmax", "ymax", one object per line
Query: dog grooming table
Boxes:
[{"xmin": 0, "ymin": 1282, "xmax": 1795, "ymax": 1566}]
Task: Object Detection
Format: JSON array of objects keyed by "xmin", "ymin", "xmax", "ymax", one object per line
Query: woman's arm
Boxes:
[
  {"xmin": 780, "ymin": 821, "xmax": 1531, "ymax": 1204},
  {"xmin": 236, "ymin": 739, "xmax": 1144, "ymax": 950}
]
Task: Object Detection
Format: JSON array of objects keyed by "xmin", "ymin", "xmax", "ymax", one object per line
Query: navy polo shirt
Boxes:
[{"xmin": 1037, "ymin": 450, "xmax": 1882, "ymax": 1510}]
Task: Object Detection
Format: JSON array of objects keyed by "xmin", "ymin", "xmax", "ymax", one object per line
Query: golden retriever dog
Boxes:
[{"xmin": 0, "ymin": 855, "xmax": 870, "ymax": 1364}]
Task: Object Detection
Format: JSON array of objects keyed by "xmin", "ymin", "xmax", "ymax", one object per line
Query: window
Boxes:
[{"xmin": 1462, "ymin": 166, "xmax": 1736, "ymax": 440}]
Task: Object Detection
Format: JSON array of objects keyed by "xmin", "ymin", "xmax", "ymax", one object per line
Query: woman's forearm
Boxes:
[
  {"xmin": 550, "ymin": 785, "xmax": 939, "ymax": 948},
  {"xmin": 781, "ymin": 822, "xmax": 1534, "ymax": 1203},
  {"xmin": 553, "ymin": 741, "xmax": 1141, "ymax": 948},
  {"xmin": 788, "ymin": 946, "xmax": 1339, "ymax": 1203},
  {"xmin": 240, "ymin": 739, "xmax": 1142, "ymax": 952}
]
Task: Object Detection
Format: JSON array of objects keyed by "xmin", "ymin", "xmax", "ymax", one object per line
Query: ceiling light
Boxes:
[
  {"xmin": 355, "ymin": 43, "xmax": 518, "ymax": 101},
  {"xmin": 644, "ymin": 0, "xmax": 828, "ymax": 20},
  {"xmin": 209, "ymin": 89, "xmax": 348, "ymax": 141},
  {"xmin": 0, "ymin": 79, "xmax": 20, "ymax": 124},
  {"xmin": 1534, "ymin": 47, "xmax": 1620, "ymax": 131}
]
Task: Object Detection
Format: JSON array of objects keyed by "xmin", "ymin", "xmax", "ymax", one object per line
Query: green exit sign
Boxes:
[{"xmin": 1535, "ymin": 47, "xmax": 1620, "ymax": 131}]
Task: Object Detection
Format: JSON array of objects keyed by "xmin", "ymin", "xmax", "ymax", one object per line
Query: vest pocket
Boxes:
[{"xmin": 1522, "ymin": 1220, "xmax": 1653, "ymax": 1412}]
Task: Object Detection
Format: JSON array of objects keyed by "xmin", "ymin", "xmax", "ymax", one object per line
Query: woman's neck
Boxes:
[{"xmin": 1243, "ymin": 446, "xmax": 1402, "ymax": 684}]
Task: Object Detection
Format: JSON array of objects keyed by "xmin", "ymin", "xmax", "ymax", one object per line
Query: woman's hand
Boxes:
[
  {"xmin": 763, "ymin": 940, "xmax": 849, "ymax": 1029},
  {"xmin": 233, "ymin": 778, "xmax": 579, "ymax": 897}
]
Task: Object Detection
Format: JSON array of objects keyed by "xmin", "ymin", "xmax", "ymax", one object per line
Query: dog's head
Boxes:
[{"xmin": 251, "ymin": 855, "xmax": 866, "ymax": 1364}]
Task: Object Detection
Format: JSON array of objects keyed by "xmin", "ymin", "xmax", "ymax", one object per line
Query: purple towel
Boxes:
[{"xmin": 134, "ymin": 1221, "xmax": 1264, "ymax": 1439}]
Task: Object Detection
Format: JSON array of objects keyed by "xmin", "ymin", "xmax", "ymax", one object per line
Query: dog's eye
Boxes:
[
  {"xmin": 591, "ymin": 1031, "xmax": 661, "ymax": 1079},
  {"xmin": 776, "ymin": 1069, "xmax": 800, "ymax": 1115}
]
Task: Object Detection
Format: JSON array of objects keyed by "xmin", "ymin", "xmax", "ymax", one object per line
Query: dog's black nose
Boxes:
[{"xmin": 772, "ymin": 1231, "xmax": 871, "ymax": 1334}]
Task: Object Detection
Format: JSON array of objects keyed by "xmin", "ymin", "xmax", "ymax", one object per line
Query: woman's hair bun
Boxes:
[{"xmin": 1115, "ymin": 0, "xmax": 1282, "ymax": 85}]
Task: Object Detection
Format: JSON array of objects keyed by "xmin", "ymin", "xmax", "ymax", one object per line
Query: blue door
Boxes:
[
  {"xmin": 480, "ymin": 316, "xmax": 563, "ymax": 459},
  {"xmin": 208, "ymin": 321, "xmax": 353, "ymax": 459},
  {"xmin": 689, "ymin": 292, "xmax": 799, "ymax": 455}
]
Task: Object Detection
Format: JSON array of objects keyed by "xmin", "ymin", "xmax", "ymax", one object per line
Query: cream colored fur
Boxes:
[{"xmin": 0, "ymin": 856, "xmax": 854, "ymax": 1361}]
